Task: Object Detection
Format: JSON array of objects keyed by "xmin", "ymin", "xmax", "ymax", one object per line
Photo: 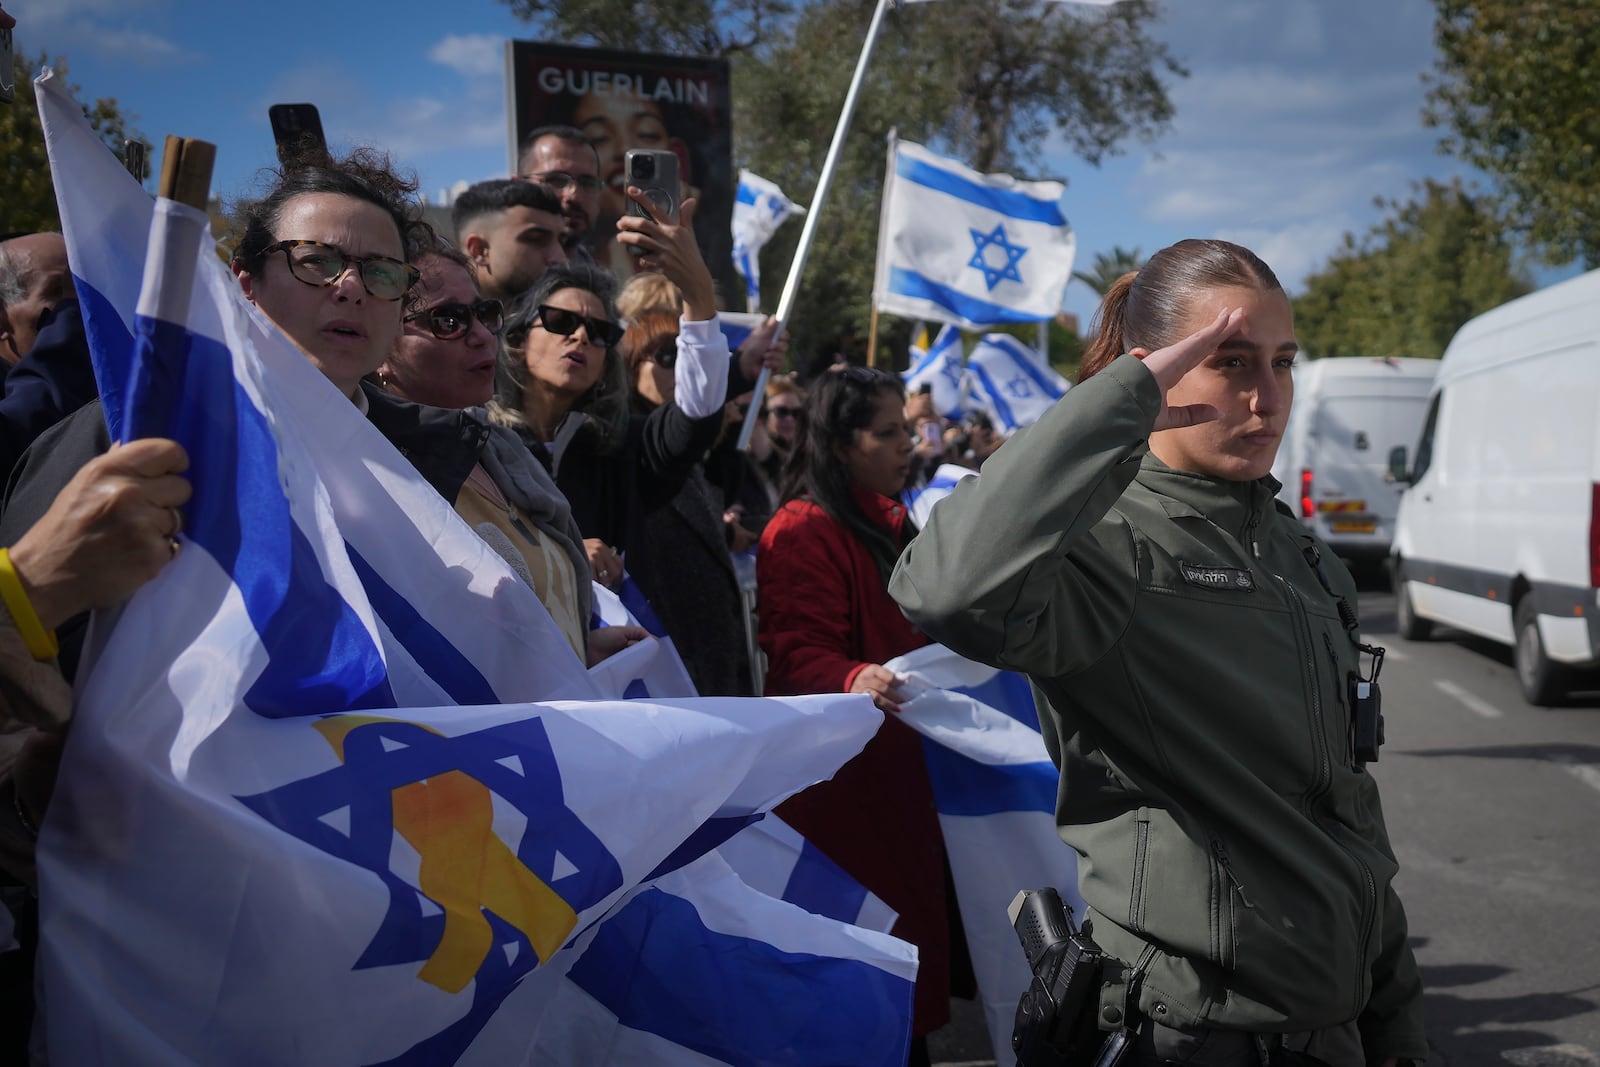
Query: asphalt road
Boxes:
[{"xmin": 930, "ymin": 571, "xmax": 1600, "ymax": 1067}]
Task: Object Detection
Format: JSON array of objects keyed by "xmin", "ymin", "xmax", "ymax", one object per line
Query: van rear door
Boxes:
[{"xmin": 1305, "ymin": 384, "xmax": 1434, "ymax": 553}]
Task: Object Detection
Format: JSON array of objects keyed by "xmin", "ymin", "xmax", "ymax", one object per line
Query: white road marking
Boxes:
[
  {"xmin": 1551, "ymin": 754, "xmax": 1600, "ymax": 796},
  {"xmin": 1433, "ymin": 679, "xmax": 1505, "ymax": 718},
  {"xmin": 1503, "ymin": 1044, "xmax": 1600, "ymax": 1066}
]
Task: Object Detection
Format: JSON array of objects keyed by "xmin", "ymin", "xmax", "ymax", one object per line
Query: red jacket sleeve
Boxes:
[{"xmin": 757, "ymin": 504, "xmax": 872, "ymax": 696}]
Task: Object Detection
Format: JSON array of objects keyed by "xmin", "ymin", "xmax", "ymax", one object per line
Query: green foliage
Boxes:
[
  {"xmin": 0, "ymin": 50, "xmax": 143, "ymax": 234},
  {"xmin": 500, "ymin": 0, "xmax": 1181, "ymax": 371},
  {"xmin": 1425, "ymin": 0, "xmax": 1600, "ymax": 266},
  {"xmin": 1292, "ymin": 179, "xmax": 1531, "ymax": 361},
  {"xmin": 496, "ymin": 0, "xmax": 791, "ymax": 55},
  {"xmin": 1072, "ymin": 244, "xmax": 1145, "ymax": 297}
]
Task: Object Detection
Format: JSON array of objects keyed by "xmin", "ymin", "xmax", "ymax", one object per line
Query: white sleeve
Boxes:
[{"xmin": 671, "ymin": 315, "xmax": 731, "ymax": 419}]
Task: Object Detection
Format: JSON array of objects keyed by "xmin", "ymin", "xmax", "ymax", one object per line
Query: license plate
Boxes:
[{"xmin": 1329, "ymin": 518, "xmax": 1377, "ymax": 534}]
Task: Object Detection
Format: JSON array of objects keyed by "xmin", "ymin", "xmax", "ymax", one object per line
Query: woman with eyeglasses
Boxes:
[
  {"xmin": 756, "ymin": 365, "xmax": 969, "ymax": 1064},
  {"xmin": 489, "ymin": 192, "xmax": 731, "ymax": 598}
]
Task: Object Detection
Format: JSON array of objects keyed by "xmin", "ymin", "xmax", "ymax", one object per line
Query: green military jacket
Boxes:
[{"xmin": 890, "ymin": 355, "xmax": 1427, "ymax": 1062}]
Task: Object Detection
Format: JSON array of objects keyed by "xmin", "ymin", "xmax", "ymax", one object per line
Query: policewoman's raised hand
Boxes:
[
  {"xmin": 1131, "ymin": 306, "xmax": 1246, "ymax": 432},
  {"xmin": 615, "ymin": 189, "xmax": 717, "ymax": 322},
  {"xmin": 7, "ymin": 438, "xmax": 192, "ymax": 631}
]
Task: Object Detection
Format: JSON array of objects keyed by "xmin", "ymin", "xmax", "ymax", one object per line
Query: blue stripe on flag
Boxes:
[
  {"xmin": 887, "ymin": 267, "xmax": 1047, "ymax": 326},
  {"xmin": 618, "ymin": 575, "xmax": 669, "ymax": 637},
  {"xmin": 74, "ymin": 276, "xmax": 135, "ymax": 442},
  {"xmin": 896, "ymin": 155, "xmax": 1065, "ymax": 226},
  {"xmin": 956, "ymin": 672, "xmax": 1041, "ymax": 729},
  {"xmin": 736, "ymin": 182, "xmax": 758, "ymax": 206},
  {"xmin": 569, "ymin": 887, "xmax": 914, "ymax": 1067},
  {"xmin": 783, "ymin": 840, "xmax": 870, "ymax": 926},
  {"xmin": 985, "ymin": 336, "xmax": 1065, "ymax": 401},
  {"xmin": 138, "ymin": 308, "xmax": 394, "ymax": 717},
  {"xmin": 345, "ymin": 547, "xmax": 499, "ymax": 706},
  {"xmin": 646, "ymin": 813, "xmax": 765, "ymax": 881},
  {"xmin": 920, "ymin": 737, "xmax": 1057, "ymax": 816},
  {"xmin": 965, "ymin": 360, "xmax": 1018, "ymax": 430}
]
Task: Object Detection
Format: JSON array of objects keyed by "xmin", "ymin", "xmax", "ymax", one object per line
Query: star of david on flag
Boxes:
[
  {"xmin": 968, "ymin": 223, "xmax": 1028, "ymax": 290},
  {"xmin": 873, "ymin": 136, "xmax": 1076, "ymax": 330},
  {"xmin": 962, "ymin": 333, "xmax": 1070, "ymax": 433},
  {"xmin": 31, "ymin": 69, "xmax": 911, "ymax": 1067}
]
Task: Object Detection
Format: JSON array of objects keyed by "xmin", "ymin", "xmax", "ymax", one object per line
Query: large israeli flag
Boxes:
[
  {"xmin": 873, "ymin": 138, "xmax": 1075, "ymax": 330},
  {"xmin": 963, "ymin": 332, "xmax": 1069, "ymax": 433},
  {"xmin": 887, "ymin": 644, "xmax": 1084, "ymax": 1067},
  {"xmin": 36, "ymin": 70, "xmax": 907, "ymax": 1066},
  {"xmin": 902, "ymin": 323, "xmax": 965, "ymax": 422},
  {"xmin": 731, "ymin": 170, "xmax": 805, "ymax": 311}
]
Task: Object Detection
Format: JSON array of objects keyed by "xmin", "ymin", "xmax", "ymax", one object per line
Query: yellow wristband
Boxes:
[{"xmin": 0, "ymin": 548, "xmax": 60, "ymax": 661}]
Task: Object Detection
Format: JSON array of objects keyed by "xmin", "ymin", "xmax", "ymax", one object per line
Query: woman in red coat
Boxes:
[{"xmin": 756, "ymin": 365, "xmax": 960, "ymax": 1064}]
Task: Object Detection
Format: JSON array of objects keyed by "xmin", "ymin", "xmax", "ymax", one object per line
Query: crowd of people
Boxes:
[{"xmin": 0, "ymin": 35, "xmax": 1425, "ymax": 1067}]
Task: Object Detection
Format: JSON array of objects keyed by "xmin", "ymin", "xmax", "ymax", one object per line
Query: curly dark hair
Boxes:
[{"xmin": 230, "ymin": 144, "xmax": 435, "ymax": 277}]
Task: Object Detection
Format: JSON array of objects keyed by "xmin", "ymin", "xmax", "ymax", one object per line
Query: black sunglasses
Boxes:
[
  {"xmin": 644, "ymin": 336, "xmax": 679, "ymax": 368},
  {"xmin": 405, "ymin": 299, "xmax": 504, "ymax": 340},
  {"xmin": 262, "ymin": 239, "xmax": 419, "ymax": 301},
  {"xmin": 767, "ymin": 405, "xmax": 802, "ymax": 419},
  {"xmin": 534, "ymin": 304, "xmax": 624, "ymax": 347}
]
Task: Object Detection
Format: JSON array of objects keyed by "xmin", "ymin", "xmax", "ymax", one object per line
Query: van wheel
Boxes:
[
  {"xmin": 1394, "ymin": 566, "xmax": 1433, "ymax": 641},
  {"xmin": 1514, "ymin": 596, "xmax": 1566, "ymax": 706}
]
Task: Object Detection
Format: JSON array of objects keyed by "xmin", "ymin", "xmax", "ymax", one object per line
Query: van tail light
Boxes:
[
  {"xmin": 1300, "ymin": 469, "xmax": 1314, "ymax": 519},
  {"xmin": 1590, "ymin": 483, "xmax": 1599, "ymax": 588}
]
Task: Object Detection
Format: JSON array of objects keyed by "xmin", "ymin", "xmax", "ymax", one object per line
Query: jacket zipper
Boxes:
[
  {"xmin": 1278, "ymin": 577, "xmax": 1333, "ymax": 802},
  {"xmin": 1322, "ymin": 631, "xmax": 1355, "ymax": 769}
]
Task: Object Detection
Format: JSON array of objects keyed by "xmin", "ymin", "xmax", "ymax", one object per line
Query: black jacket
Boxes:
[{"xmin": 0, "ymin": 300, "xmax": 99, "ymax": 479}]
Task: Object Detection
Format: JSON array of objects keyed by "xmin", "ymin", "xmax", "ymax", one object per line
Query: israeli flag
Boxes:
[
  {"xmin": 906, "ymin": 462, "xmax": 978, "ymax": 529},
  {"xmin": 873, "ymin": 138, "xmax": 1075, "ymax": 331},
  {"xmin": 36, "ymin": 70, "xmax": 905, "ymax": 1067},
  {"xmin": 731, "ymin": 170, "xmax": 805, "ymax": 310},
  {"xmin": 715, "ymin": 309, "xmax": 768, "ymax": 356},
  {"xmin": 963, "ymin": 332, "xmax": 1069, "ymax": 433},
  {"xmin": 886, "ymin": 644, "xmax": 1084, "ymax": 1067},
  {"xmin": 901, "ymin": 323, "xmax": 965, "ymax": 422},
  {"xmin": 511, "ymin": 851, "xmax": 916, "ymax": 1065}
]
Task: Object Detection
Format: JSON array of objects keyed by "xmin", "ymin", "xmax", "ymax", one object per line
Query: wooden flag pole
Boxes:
[{"xmin": 158, "ymin": 134, "xmax": 217, "ymax": 211}]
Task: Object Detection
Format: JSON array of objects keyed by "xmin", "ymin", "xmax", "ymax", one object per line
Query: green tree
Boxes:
[
  {"xmin": 497, "ymin": 0, "xmax": 790, "ymax": 55},
  {"xmin": 1292, "ymin": 179, "xmax": 1531, "ymax": 361},
  {"xmin": 1424, "ymin": 0, "xmax": 1600, "ymax": 266},
  {"xmin": 1072, "ymin": 244, "xmax": 1144, "ymax": 297},
  {"xmin": 1, "ymin": 49, "xmax": 143, "ymax": 234},
  {"xmin": 499, "ymin": 0, "xmax": 1182, "ymax": 370}
]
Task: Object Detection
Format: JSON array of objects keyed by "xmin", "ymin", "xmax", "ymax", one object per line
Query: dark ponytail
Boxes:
[{"xmin": 1077, "ymin": 240, "xmax": 1282, "ymax": 384}]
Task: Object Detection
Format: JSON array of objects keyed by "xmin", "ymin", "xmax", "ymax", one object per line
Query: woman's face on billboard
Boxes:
[{"xmin": 574, "ymin": 92, "xmax": 671, "ymax": 220}]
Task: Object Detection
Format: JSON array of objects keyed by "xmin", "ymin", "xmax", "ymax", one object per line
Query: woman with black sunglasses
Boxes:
[{"xmin": 489, "ymin": 191, "xmax": 731, "ymax": 594}]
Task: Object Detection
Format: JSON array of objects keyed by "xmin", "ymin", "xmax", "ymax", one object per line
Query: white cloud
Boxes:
[
  {"xmin": 8, "ymin": 0, "xmax": 198, "ymax": 66},
  {"xmin": 428, "ymin": 34, "xmax": 504, "ymax": 83}
]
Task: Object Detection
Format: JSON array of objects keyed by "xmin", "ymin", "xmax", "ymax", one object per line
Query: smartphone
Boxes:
[
  {"xmin": 0, "ymin": 26, "xmax": 15, "ymax": 105},
  {"xmin": 268, "ymin": 103, "xmax": 328, "ymax": 166},
  {"xmin": 624, "ymin": 148, "xmax": 680, "ymax": 256},
  {"xmin": 123, "ymin": 139, "xmax": 149, "ymax": 183}
]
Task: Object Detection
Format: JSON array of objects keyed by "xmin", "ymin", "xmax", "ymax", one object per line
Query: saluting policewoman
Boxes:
[{"xmin": 891, "ymin": 239, "xmax": 1426, "ymax": 1067}]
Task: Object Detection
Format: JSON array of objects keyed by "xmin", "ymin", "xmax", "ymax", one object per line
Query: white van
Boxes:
[
  {"xmin": 1390, "ymin": 269, "xmax": 1600, "ymax": 705},
  {"xmin": 1272, "ymin": 357, "xmax": 1439, "ymax": 561}
]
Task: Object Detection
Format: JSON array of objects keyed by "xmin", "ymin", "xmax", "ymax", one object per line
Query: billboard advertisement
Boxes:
[{"xmin": 506, "ymin": 41, "xmax": 737, "ymax": 303}]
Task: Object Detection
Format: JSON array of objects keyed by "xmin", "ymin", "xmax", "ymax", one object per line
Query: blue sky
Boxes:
[{"xmin": 11, "ymin": 0, "xmax": 1553, "ymax": 330}]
